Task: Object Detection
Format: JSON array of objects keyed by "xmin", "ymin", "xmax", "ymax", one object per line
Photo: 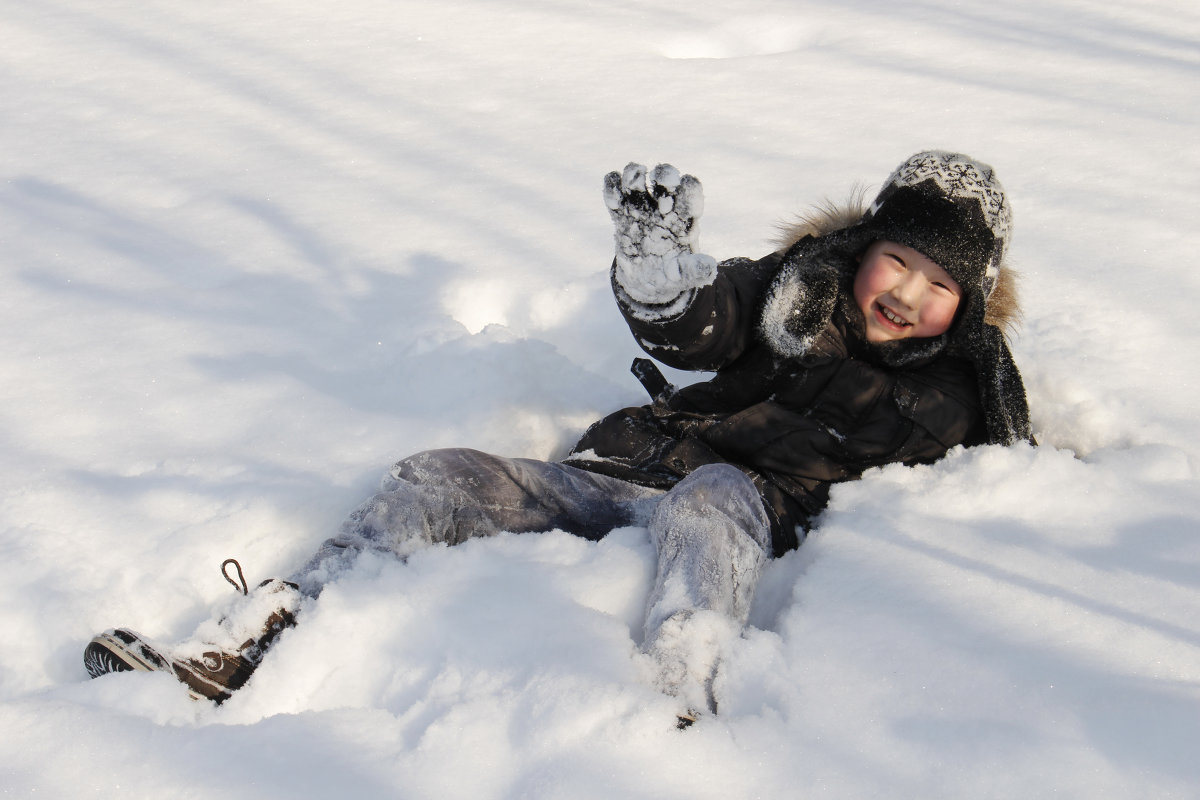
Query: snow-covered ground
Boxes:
[{"xmin": 2, "ymin": 0, "xmax": 1198, "ymax": 796}]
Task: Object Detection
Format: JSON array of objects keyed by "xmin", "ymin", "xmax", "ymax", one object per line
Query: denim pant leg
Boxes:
[
  {"xmin": 292, "ymin": 448, "xmax": 662, "ymax": 595},
  {"xmin": 640, "ymin": 463, "xmax": 772, "ymax": 713}
]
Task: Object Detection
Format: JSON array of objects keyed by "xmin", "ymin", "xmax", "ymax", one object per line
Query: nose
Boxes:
[{"xmin": 893, "ymin": 272, "xmax": 925, "ymax": 309}]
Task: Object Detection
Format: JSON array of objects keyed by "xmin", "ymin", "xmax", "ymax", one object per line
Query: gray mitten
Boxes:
[{"xmin": 604, "ymin": 163, "xmax": 718, "ymax": 305}]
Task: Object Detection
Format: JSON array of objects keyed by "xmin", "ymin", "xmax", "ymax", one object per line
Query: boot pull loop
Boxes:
[{"xmin": 221, "ymin": 559, "xmax": 249, "ymax": 596}]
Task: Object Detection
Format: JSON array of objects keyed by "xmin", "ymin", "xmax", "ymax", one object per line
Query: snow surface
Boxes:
[{"xmin": 2, "ymin": 0, "xmax": 1199, "ymax": 797}]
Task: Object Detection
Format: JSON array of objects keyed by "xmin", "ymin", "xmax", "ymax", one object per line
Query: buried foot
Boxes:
[{"xmin": 84, "ymin": 560, "xmax": 301, "ymax": 703}]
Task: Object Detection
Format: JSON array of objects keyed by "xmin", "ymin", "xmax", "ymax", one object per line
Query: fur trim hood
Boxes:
[
  {"xmin": 772, "ymin": 196, "xmax": 1022, "ymax": 335},
  {"xmin": 758, "ymin": 151, "xmax": 1033, "ymax": 446}
]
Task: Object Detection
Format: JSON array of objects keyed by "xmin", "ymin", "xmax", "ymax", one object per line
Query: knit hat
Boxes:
[
  {"xmin": 861, "ymin": 150, "xmax": 1012, "ymax": 302},
  {"xmin": 759, "ymin": 150, "xmax": 1033, "ymax": 446}
]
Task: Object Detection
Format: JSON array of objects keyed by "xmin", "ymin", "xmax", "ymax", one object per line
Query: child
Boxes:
[{"xmin": 85, "ymin": 150, "xmax": 1032, "ymax": 723}]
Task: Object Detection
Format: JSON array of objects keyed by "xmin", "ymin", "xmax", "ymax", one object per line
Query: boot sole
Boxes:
[
  {"xmin": 84, "ymin": 629, "xmax": 171, "ymax": 677},
  {"xmin": 84, "ymin": 629, "xmax": 217, "ymax": 702}
]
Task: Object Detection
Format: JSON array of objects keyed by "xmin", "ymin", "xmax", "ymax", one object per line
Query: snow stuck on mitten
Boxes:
[{"xmin": 605, "ymin": 163, "xmax": 718, "ymax": 306}]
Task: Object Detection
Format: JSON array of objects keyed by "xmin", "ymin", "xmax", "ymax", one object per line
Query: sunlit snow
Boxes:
[{"xmin": 1, "ymin": 1, "xmax": 1197, "ymax": 798}]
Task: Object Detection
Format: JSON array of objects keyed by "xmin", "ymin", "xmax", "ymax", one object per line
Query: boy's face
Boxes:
[{"xmin": 853, "ymin": 240, "xmax": 962, "ymax": 343}]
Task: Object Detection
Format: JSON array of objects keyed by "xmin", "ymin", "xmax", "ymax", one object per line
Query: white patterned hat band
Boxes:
[{"xmin": 864, "ymin": 150, "xmax": 1011, "ymax": 298}]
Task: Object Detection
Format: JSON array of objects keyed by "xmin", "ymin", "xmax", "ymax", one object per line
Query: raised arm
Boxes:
[{"xmin": 603, "ymin": 163, "xmax": 778, "ymax": 372}]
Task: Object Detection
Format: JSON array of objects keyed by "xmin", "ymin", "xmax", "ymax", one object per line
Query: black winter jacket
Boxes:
[{"xmin": 564, "ymin": 251, "xmax": 986, "ymax": 555}]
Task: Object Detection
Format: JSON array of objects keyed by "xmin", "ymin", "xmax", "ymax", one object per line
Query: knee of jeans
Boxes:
[
  {"xmin": 675, "ymin": 464, "xmax": 763, "ymax": 514},
  {"xmin": 683, "ymin": 463, "xmax": 756, "ymax": 492},
  {"xmin": 654, "ymin": 465, "xmax": 770, "ymax": 547},
  {"xmin": 387, "ymin": 448, "xmax": 479, "ymax": 487}
]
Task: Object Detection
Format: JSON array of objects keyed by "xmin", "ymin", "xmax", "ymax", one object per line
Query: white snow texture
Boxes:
[{"xmin": 2, "ymin": 1, "xmax": 1199, "ymax": 799}]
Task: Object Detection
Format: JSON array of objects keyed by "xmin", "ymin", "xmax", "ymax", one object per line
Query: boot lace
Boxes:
[{"xmin": 221, "ymin": 558, "xmax": 249, "ymax": 596}]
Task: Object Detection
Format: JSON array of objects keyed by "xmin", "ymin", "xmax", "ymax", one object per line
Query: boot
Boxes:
[
  {"xmin": 84, "ymin": 560, "xmax": 301, "ymax": 704},
  {"xmin": 643, "ymin": 609, "xmax": 737, "ymax": 729}
]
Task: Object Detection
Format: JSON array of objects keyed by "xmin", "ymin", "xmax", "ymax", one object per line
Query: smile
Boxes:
[{"xmin": 876, "ymin": 303, "xmax": 912, "ymax": 328}]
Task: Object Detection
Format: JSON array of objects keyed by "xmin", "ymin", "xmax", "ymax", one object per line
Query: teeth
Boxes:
[{"xmin": 880, "ymin": 306, "xmax": 910, "ymax": 326}]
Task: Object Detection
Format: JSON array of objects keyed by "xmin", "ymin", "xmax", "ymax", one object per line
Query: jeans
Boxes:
[{"xmin": 293, "ymin": 448, "xmax": 772, "ymax": 712}]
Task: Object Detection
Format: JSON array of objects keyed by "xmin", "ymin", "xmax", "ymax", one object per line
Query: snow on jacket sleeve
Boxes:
[{"xmin": 611, "ymin": 252, "xmax": 783, "ymax": 373}]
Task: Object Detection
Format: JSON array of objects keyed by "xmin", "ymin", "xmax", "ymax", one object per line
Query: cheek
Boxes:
[
  {"xmin": 852, "ymin": 274, "xmax": 871, "ymax": 311},
  {"xmin": 853, "ymin": 263, "xmax": 888, "ymax": 307},
  {"xmin": 919, "ymin": 296, "xmax": 961, "ymax": 336}
]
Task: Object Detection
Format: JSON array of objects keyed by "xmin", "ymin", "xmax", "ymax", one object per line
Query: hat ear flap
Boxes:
[
  {"xmin": 970, "ymin": 320, "xmax": 1034, "ymax": 445},
  {"xmin": 759, "ymin": 254, "xmax": 841, "ymax": 358}
]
